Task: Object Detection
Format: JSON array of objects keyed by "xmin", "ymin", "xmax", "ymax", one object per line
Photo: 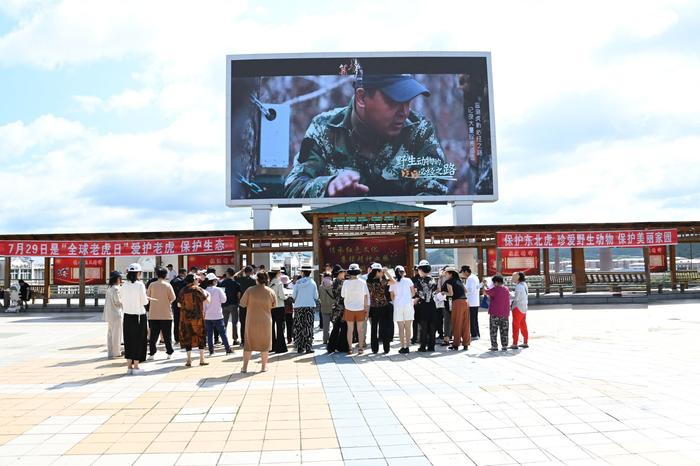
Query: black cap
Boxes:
[
  {"xmin": 109, "ymin": 270, "xmax": 122, "ymax": 280},
  {"xmin": 360, "ymin": 74, "xmax": 430, "ymax": 103}
]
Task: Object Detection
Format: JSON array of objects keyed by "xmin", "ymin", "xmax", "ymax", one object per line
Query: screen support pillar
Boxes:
[
  {"xmin": 452, "ymin": 201, "xmax": 477, "ymax": 272},
  {"xmin": 252, "ymin": 205, "xmax": 272, "ymax": 269}
]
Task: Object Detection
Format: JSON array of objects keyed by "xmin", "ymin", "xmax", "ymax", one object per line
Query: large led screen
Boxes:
[{"xmin": 227, "ymin": 52, "xmax": 497, "ymax": 206}]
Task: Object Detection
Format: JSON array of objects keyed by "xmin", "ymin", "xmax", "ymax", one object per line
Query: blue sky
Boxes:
[{"xmin": 0, "ymin": 0, "xmax": 698, "ymax": 234}]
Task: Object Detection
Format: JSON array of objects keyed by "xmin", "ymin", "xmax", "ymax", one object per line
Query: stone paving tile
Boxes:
[{"xmin": 1, "ymin": 302, "xmax": 700, "ymax": 465}]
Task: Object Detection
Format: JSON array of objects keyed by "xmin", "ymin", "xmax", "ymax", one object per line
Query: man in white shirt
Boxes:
[
  {"xmin": 165, "ymin": 264, "xmax": 177, "ymax": 281},
  {"xmin": 461, "ymin": 266, "xmax": 481, "ymax": 340}
]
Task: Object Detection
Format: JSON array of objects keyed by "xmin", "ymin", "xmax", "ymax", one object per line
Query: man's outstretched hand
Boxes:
[{"xmin": 327, "ymin": 170, "xmax": 370, "ymax": 197}]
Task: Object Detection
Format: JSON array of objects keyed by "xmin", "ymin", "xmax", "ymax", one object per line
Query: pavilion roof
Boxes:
[{"xmin": 301, "ymin": 199, "xmax": 434, "ymax": 223}]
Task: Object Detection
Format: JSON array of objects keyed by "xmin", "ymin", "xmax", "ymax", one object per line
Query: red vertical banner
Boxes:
[
  {"xmin": 53, "ymin": 258, "xmax": 106, "ymax": 285},
  {"xmin": 648, "ymin": 246, "xmax": 667, "ymax": 272},
  {"xmin": 487, "ymin": 247, "xmax": 498, "ymax": 276},
  {"xmin": 487, "ymin": 247, "xmax": 540, "ymax": 276}
]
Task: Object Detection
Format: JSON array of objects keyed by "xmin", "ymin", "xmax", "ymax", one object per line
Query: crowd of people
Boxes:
[{"xmin": 103, "ymin": 260, "xmax": 530, "ymax": 375}]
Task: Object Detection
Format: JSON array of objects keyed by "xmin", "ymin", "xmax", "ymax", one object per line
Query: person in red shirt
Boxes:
[{"xmin": 483, "ymin": 275, "xmax": 510, "ymax": 352}]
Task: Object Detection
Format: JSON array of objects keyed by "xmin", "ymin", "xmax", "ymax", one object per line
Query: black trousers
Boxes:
[
  {"xmin": 369, "ymin": 304, "xmax": 393, "ymax": 353},
  {"xmin": 327, "ymin": 317, "xmax": 349, "ymax": 353},
  {"xmin": 436, "ymin": 308, "xmax": 444, "ymax": 340},
  {"xmin": 148, "ymin": 320, "xmax": 174, "ymax": 356},
  {"xmin": 285, "ymin": 312, "xmax": 294, "ymax": 343},
  {"xmin": 123, "ymin": 313, "xmax": 147, "ymax": 362},
  {"xmin": 411, "ymin": 319, "xmax": 419, "ymax": 343},
  {"xmin": 416, "ymin": 302, "xmax": 439, "ymax": 350},
  {"xmin": 239, "ymin": 307, "xmax": 247, "ymax": 345},
  {"xmin": 223, "ymin": 304, "xmax": 239, "ymax": 341},
  {"xmin": 470, "ymin": 306, "xmax": 480, "ymax": 338},
  {"xmin": 171, "ymin": 304, "xmax": 180, "ymax": 343},
  {"xmin": 271, "ymin": 307, "xmax": 287, "ymax": 353}
]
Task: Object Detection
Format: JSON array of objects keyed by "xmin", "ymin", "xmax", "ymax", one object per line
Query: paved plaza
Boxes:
[{"xmin": 0, "ymin": 302, "xmax": 699, "ymax": 466}]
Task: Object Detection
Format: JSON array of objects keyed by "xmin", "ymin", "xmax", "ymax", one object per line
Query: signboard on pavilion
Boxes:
[
  {"xmin": 322, "ymin": 237, "xmax": 406, "ymax": 269},
  {"xmin": 487, "ymin": 247, "xmax": 540, "ymax": 276},
  {"xmin": 496, "ymin": 229, "xmax": 677, "ymax": 249},
  {"xmin": 0, "ymin": 236, "xmax": 237, "ymax": 257},
  {"xmin": 187, "ymin": 254, "xmax": 237, "ymax": 271},
  {"xmin": 649, "ymin": 246, "xmax": 667, "ymax": 272},
  {"xmin": 54, "ymin": 258, "xmax": 106, "ymax": 285}
]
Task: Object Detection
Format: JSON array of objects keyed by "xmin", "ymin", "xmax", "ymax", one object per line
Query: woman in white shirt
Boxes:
[
  {"xmin": 341, "ymin": 263, "xmax": 371, "ymax": 354},
  {"xmin": 121, "ymin": 263, "xmax": 150, "ymax": 374},
  {"xmin": 202, "ymin": 273, "xmax": 232, "ymax": 355},
  {"xmin": 389, "ymin": 265, "xmax": 416, "ymax": 354},
  {"xmin": 510, "ymin": 272, "xmax": 529, "ymax": 349},
  {"xmin": 104, "ymin": 271, "xmax": 123, "ymax": 359}
]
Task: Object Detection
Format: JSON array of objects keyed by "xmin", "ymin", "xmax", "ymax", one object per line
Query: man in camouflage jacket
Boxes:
[{"xmin": 284, "ymin": 74, "xmax": 451, "ymax": 198}]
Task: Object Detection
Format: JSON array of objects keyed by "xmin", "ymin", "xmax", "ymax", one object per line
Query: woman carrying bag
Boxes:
[{"xmin": 444, "ymin": 267, "xmax": 470, "ymax": 351}]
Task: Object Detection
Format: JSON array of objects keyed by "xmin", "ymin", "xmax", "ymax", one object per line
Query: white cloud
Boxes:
[
  {"xmin": 105, "ymin": 89, "xmax": 155, "ymax": 111},
  {"xmin": 73, "ymin": 95, "xmax": 102, "ymax": 113},
  {"xmin": 474, "ymin": 134, "xmax": 700, "ymax": 225},
  {"xmin": 0, "ymin": 111, "xmax": 245, "ymax": 233},
  {"xmin": 73, "ymin": 89, "xmax": 156, "ymax": 113},
  {"xmin": 0, "ymin": 114, "xmax": 86, "ymax": 160},
  {"xmin": 0, "ymin": 0, "xmax": 53, "ymax": 20}
]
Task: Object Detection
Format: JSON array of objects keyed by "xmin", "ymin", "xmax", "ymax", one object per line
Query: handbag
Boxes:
[{"xmin": 480, "ymin": 295, "xmax": 489, "ymax": 309}]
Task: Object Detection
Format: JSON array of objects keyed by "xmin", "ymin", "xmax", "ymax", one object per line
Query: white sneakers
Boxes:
[
  {"xmin": 147, "ymin": 355, "xmax": 154, "ymax": 361},
  {"xmin": 167, "ymin": 354, "xmax": 172, "ymax": 360},
  {"xmin": 131, "ymin": 368, "xmax": 144, "ymax": 375}
]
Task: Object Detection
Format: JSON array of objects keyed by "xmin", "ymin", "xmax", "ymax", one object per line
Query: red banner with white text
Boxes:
[
  {"xmin": 497, "ymin": 230, "xmax": 677, "ymax": 249},
  {"xmin": 0, "ymin": 236, "xmax": 237, "ymax": 257}
]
